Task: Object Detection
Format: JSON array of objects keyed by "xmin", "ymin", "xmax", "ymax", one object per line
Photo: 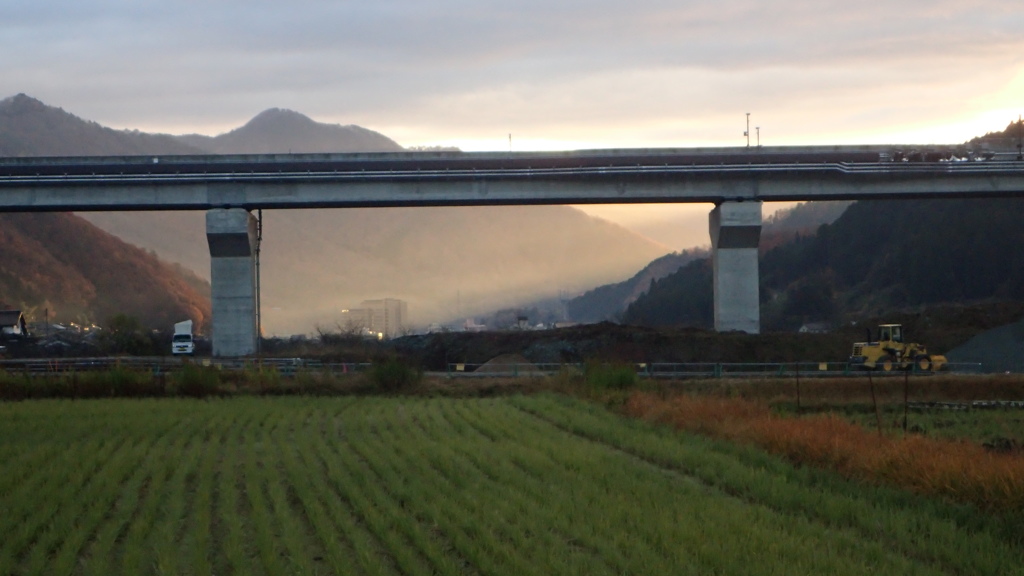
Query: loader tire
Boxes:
[
  {"xmin": 880, "ymin": 355, "xmax": 895, "ymax": 372},
  {"xmin": 916, "ymin": 355, "xmax": 931, "ymax": 371}
]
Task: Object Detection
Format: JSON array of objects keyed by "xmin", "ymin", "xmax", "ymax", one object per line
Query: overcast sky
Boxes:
[{"xmin": 4, "ymin": 0, "xmax": 1023, "ymax": 247}]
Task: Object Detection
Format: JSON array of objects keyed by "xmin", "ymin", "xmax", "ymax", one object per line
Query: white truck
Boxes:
[{"xmin": 172, "ymin": 320, "xmax": 195, "ymax": 356}]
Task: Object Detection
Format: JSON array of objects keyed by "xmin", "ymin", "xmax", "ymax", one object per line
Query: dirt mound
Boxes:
[
  {"xmin": 946, "ymin": 317, "xmax": 1024, "ymax": 373},
  {"xmin": 475, "ymin": 354, "xmax": 546, "ymax": 375}
]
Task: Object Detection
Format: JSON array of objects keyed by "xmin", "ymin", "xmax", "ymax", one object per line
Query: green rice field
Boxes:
[{"xmin": 1, "ymin": 395, "xmax": 1022, "ymax": 575}]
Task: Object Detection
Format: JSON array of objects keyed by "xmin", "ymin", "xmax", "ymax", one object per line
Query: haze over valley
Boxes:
[
  {"xmin": 1, "ymin": 95, "xmax": 670, "ymax": 334},
  {"xmin": 3, "ymin": 92, "xmax": 1023, "ymax": 342}
]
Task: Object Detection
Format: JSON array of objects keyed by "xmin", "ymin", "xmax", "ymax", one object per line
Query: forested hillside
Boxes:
[
  {"xmin": 573, "ymin": 201, "xmax": 850, "ymax": 324},
  {"xmin": 0, "ymin": 95, "xmax": 211, "ymax": 330},
  {"xmin": 619, "ymin": 123, "xmax": 1024, "ymax": 331},
  {"xmin": 623, "ymin": 197, "xmax": 1024, "ymax": 331},
  {"xmin": 968, "ymin": 119, "xmax": 1024, "ymax": 152},
  {"xmin": 566, "ymin": 249, "xmax": 708, "ymax": 322},
  {"xmin": 0, "ymin": 213, "xmax": 210, "ymax": 329}
]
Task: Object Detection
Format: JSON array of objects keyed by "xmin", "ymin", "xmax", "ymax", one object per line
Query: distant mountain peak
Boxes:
[
  {"xmin": 187, "ymin": 107, "xmax": 405, "ymax": 154},
  {"xmin": 1, "ymin": 93, "xmax": 53, "ymax": 115},
  {"xmin": 1, "ymin": 93, "xmax": 39, "ymax": 105},
  {"xmin": 244, "ymin": 107, "xmax": 320, "ymax": 129},
  {"xmin": 234, "ymin": 106, "xmax": 377, "ymax": 138}
]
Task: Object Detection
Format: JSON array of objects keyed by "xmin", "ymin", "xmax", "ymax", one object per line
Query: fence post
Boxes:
[
  {"xmin": 795, "ymin": 363, "xmax": 801, "ymax": 413},
  {"xmin": 869, "ymin": 372, "xmax": 882, "ymax": 436},
  {"xmin": 903, "ymin": 369, "xmax": 909, "ymax": 435}
]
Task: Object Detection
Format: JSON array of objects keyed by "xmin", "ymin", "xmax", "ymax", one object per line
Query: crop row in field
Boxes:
[{"xmin": 1, "ymin": 396, "xmax": 1022, "ymax": 575}]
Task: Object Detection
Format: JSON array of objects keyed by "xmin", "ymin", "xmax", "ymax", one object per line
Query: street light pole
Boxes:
[{"xmin": 744, "ymin": 113, "xmax": 750, "ymax": 147}]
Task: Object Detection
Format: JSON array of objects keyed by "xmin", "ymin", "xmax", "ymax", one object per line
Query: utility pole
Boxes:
[
  {"xmin": 1017, "ymin": 115, "xmax": 1022, "ymax": 161},
  {"xmin": 744, "ymin": 113, "xmax": 750, "ymax": 147},
  {"xmin": 756, "ymin": 126, "xmax": 760, "ymax": 147}
]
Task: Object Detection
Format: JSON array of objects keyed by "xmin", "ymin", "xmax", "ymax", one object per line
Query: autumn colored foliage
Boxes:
[
  {"xmin": 0, "ymin": 213, "xmax": 210, "ymax": 330},
  {"xmin": 624, "ymin": 391, "xmax": 1024, "ymax": 511}
]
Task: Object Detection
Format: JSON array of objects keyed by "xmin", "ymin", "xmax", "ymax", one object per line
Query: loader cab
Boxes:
[{"xmin": 878, "ymin": 324, "xmax": 903, "ymax": 343}]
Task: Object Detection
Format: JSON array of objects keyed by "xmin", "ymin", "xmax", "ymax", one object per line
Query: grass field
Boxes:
[{"xmin": 2, "ymin": 395, "xmax": 1023, "ymax": 575}]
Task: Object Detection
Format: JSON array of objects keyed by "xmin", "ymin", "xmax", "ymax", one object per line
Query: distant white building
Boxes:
[
  {"xmin": 798, "ymin": 322, "xmax": 831, "ymax": 334},
  {"xmin": 340, "ymin": 298, "xmax": 408, "ymax": 338},
  {"xmin": 463, "ymin": 319, "xmax": 486, "ymax": 332},
  {"xmin": 0, "ymin": 310, "xmax": 27, "ymax": 338}
]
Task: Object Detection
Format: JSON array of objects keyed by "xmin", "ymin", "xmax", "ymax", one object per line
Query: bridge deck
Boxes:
[{"xmin": 1, "ymin": 147, "xmax": 1022, "ymax": 211}]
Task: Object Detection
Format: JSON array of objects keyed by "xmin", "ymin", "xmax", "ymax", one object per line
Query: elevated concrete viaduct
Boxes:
[{"xmin": 3, "ymin": 146, "xmax": 1024, "ymax": 355}]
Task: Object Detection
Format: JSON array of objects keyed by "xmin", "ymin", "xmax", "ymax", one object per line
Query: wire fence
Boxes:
[
  {"xmin": 440, "ymin": 361, "xmax": 986, "ymax": 378},
  {"xmin": 0, "ymin": 357, "xmax": 372, "ymax": 376},
  {"xmin": 0, "ymin": 357, "xmax": 990, "ymax": 378}
]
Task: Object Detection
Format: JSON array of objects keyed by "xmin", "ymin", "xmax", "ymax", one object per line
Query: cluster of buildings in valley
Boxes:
[
  {"xmin": 338, "ymin": 298, "xmax": 408, "ymax": 339},
  {"xmin": 1, "ymin": 309, "xmax": 113, "ymax": 356},
  {"xmin": 333, "ymin": 298, "xmax": 579, "ymax": 340}
]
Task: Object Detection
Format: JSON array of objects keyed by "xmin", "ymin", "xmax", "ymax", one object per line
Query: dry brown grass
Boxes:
[
  {"xmin": 663, "ymin": 374, "xmax": 1024, "ymax": 407},
  {"xmin": 624, "ymin": 391, "xmax": 1024, "ymax": 511}
]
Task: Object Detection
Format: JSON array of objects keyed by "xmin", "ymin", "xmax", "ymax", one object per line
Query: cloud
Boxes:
[
  {"xmin": 3, "ymin": 0, "xmax": 1020, "ymax": 254},
  {"xmin": 2, "ymin": 0, "xmax": 1022, "ymax": 145}
]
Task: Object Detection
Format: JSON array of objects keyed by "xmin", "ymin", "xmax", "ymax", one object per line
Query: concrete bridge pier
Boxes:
[
  {"xmin": 206, "ymin": 208, "xmax": 258, "ymax": 356},
  {"xmin": 709, "ymin": 201, "xmax": 762, "ymax": 334}
]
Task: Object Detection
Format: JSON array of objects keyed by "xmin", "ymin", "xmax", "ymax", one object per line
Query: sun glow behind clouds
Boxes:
[{"xmin": 390, "ymin": 106, "xmax": 1023, "ymax": 154}]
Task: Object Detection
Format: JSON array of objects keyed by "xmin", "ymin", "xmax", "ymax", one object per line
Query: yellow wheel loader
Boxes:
[{"xmin": 849, "ymin": 324, "xmax": 947, "ymax": 372}]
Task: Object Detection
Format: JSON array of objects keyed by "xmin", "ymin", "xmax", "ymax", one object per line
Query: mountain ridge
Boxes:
[
  {"xmin": 175, "ymin": 107, "xmax": 405, "ymax": 154},
  {"xmin": 0, "ymin": 94, "xmax": 204, "ymax": 157},
  {"xmin": 566, "ymin": 201, "xmax": 852, "ymax": 323},
  {"xmin": 621, "ymin": 195, "xmax": 1024, "ymax": 333}
]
